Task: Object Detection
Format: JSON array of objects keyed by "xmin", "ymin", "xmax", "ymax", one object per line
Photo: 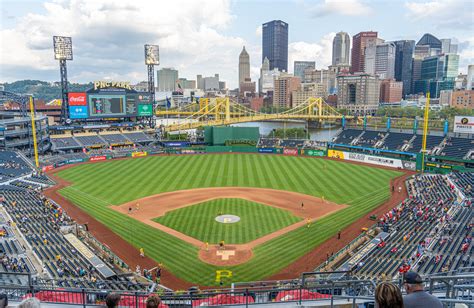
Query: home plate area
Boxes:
[{"xmin": 199, "ymin": 245, "xmax": 253, "ymax": 266}]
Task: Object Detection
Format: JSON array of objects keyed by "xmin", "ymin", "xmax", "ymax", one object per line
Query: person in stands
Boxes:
[
  {"xmin": 146, "ymin": 294, "xmax": 162, "ymax": 308},
  {"xmin": 18, "ymin": 298, "xmax": 41, "ymax": 308},
  {"xmin": 403, "ymin": 272, "xmax": 442, "ymax": 308},
  {"xmin": 375, "ymin": 282, "xmax": 403, "ymax": 308},
  {"xmin": 105, "ymin": 293, "xmax": 121, "ymax": 308}
]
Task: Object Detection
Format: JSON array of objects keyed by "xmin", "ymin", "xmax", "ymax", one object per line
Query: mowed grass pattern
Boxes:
[
  {"xmin": 57, "ymin": 154, "xmax": 402, "ymax": 285},
  {"xmin": 153, "ymin": 198, "xmax": 301, "ymax": 244}
]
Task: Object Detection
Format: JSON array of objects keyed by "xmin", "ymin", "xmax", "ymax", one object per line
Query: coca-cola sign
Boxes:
[{"xmin": 68, "ymin": 92, "xmax": 87, "ymax": 106}]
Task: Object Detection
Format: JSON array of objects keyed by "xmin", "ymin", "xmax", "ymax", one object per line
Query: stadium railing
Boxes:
[{"xmin": 1, "ymin": 271, "xmax": 473, "ymax": 307}]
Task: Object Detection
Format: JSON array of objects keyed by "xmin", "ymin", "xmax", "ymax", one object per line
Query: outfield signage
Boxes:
[
  {"xmin": 283, "ymin": 148, "xmax": 298, "ymax": 156},
  {"xmin": 328, "ymin": 150, "xmax": 415, "ymax": 170},
  {"xmin": 258, "ymin": 148, "xmax": 274, "ymax": 153},
  {"xmin": 69, "ymin": 106, "xmax": 88, "ymax": 119},
  {"xmin": 66, "ymin": 158, "xmax": 85, "ymax": 164},
  {"xmin": 64, "ymin": 233, "xmax": 115, "ymax": 278},
  {"xmin": 137, "ymin": 104, "xmax": 153, "ymax": 116},
  {"xmin": 162, "ymin": 141, "xmax": 190, "ymax": 147},
  {"xmin": 453, "ymin": 116, "xmax": 474, "ymax": 134},
  {"xmin": 89, "ymin": 155, "xmax": 107, "ymax": 162},
  {"xmin": 131, "ymin": 151, "xmax": 147, "ymax": 158},
  {"xmin": 42, "ymin": 165, "xmax": 55, "ymax": 172},
  {"xmin": 303, "ymin": 149, "xmax": 325, "ymax": 157}
]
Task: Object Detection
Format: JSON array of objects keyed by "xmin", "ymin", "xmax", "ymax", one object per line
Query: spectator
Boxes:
[
  {"xmin": 0, "ymin": 293, "xmax": 7, "ymax": 308},
  {"xmin": 146, "ymin": 295, "xmax": 162, "ymax": 308},
  {"xmin": 18, "ymin": 297, "xmax": 41, "ymax": 308},
  {"xmin": 105, "ymin": 293, "xmax": 121, "ymax": 308},
  {"xmin": 403, "ymin": 272, "xmax": 442, "ymax": 308},
  {"xmin": 375, "ymin": 282, "xmax": 403, "ymax": 308}
]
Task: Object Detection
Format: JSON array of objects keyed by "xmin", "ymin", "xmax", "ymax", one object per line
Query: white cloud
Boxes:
[
  {"xmin": 0, "ymin": 0, "xmax": 249, "ymax": 88},
  {"xmin": 310, "ymin": 0, "xmax": 373, "ymax": 17},
  {"xmin": 288, "ymin": 32, "xmax": 335, "ymax": 73},
  {"xmin": 404, "ymin": 0, "xmax": 473, "ymax": 29},
  {"xmin": 255, "ymin": 25, "xmax": 262, "ymax": 37}
]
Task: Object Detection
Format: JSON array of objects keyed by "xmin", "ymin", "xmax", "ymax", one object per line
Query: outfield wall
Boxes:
[{"xmin": 327, "ymin": 149, "xmax": 416, "ymax": 171}]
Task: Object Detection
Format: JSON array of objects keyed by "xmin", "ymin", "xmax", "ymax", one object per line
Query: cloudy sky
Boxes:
[{"xmin": 1, "ymin": 0, "xmax": 473, "ymax": 88}]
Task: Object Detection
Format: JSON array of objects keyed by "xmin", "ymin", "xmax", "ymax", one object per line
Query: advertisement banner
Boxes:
[
  {"xmin": 453, "ymin": 116, "xmax": 474, "ymax": 134},
  {"xmin": 69, "ymin": 106, "xmax": 88, "ymax": 119},
  {"xmin": 131, "ymin": 151, "xmax": 148, "ymax": 158},
  {"xmin": 89, "ymin": 155, "xmax": 107, "ymax": 162},
  {"xmin": 304, "ymin": 149, "xmax": 325, "ymax": 157},
  {"xmin": 328, "ymin": 149, "xmax": 345, "ymax": 159},
  {"xmin": 42, "ymin": 165, "xmax": 54, "ymax": 172},
  {"xmin": 283, "ymin": 148, "xmax": 298, "ymax": 156},
  {"xmin": 329, "ymin": 150, "xmax": 415, "ymax": 169},
  {"xmin": 66, "ymin": 158, "xmax": 85, "ymax": 164},
  {"xmin": 68, "ymin": 92, "xmax": 87, "ymax": 106},
  {"xmin": 137, "ymin": 104, "xmax": 153, "ymax": 116},
  {"xmin": 258, "ymin": 148, "xmax": 274, "ymax": 153}
]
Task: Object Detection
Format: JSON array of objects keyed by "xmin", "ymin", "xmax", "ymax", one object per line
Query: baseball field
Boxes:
[{"xmin": 53, "ymin": 154, "xmax": 403, "ymax": 286}]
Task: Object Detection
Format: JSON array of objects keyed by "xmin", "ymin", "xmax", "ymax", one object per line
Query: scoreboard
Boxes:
[
  {"xmin": 89, "ymin": 95, "xmax": 126, "ymax": 117},
  {"xmin": 69, "ymin": 82, "xmax": 153, "ymax": 120}
]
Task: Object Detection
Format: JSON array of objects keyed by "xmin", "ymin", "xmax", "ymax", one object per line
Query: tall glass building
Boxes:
[
  {"xmin": 394, "ymin": 40, "xmax": 415, "ymax": 97},
  {"xmin": 415, "ymin": 54, "xmax": 459, "ymax": 97},
  {"xmin": 262, "ymin": 20, "xmax": 288, "ymax": 72}
]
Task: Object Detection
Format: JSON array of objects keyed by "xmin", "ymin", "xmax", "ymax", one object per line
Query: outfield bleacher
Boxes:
[
  {"xmin": 379, "ymin": 132, "xmax": 413, "ymax": 151},
  {"xmin": 409, "ymin": 134, "xmax": 445, "ymax": 153},
  {"xmin": 356, "ymin": 131, "xmax": 386, "ymax": 148},
  {"xmin": 74, "ymin": 135, "xmax": 106, "ymax": 147},
  {"xmin": 332, "ymin": 129, "xmax": 363, "ymax": 145},
  {"xmin": 101, "ymin": 134, "xmax": 132, "ymax": 144},
  {"xmin": 50, "ymin": 137, "xmax": 81, "ymax": 150},
  {"xmin": 122, "ymin": 132, "xmax": 154, "ymax": 143},
  {"xmin": 441, "ymin": 137, "xmax": 474, "ymax": 160}
]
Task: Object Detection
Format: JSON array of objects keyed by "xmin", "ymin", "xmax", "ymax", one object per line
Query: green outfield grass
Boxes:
[
  {"xmin": 56, "ymin": 154, "xmax": 402, "ymax": 286},
  {"xmin": 153, "ymin": 198, "xmax": 301, "ymax": 244}
]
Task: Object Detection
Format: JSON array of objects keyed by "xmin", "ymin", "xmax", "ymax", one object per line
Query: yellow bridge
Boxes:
[{"xmin": 156, "ymin": 97, "xmax": 352, "ymax": 132}]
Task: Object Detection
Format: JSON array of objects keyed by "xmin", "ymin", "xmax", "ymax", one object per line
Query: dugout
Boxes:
[{"xmin": 204, "ymin": 126, "xmax": 259, "ymax": 146}]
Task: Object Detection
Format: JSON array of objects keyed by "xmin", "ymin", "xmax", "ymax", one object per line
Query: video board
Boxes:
[{"xmin": 89, "ymin": 95, "xmax": 126, "ymax": 117}]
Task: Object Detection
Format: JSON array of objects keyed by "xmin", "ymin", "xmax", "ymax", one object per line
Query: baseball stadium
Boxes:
[{"xmin": 0, "ymin": 40, "xmax": 473, "ymax": 307}]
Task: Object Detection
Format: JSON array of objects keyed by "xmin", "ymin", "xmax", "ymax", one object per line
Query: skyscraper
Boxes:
[
  {"xmin": 293, "ymin": 61, "xmax": 315, "ymax": 81},
  {"xmin": 262, "ymin": 20, "xmax": 289, "ymax": 72},
  {"xmin": 394, "ymin": 40, "xmax": 415, "ymax": 96},
  {"xmin": 239, "ymin": 46, "xmax": 250, "ymax": 87},
  {"xmin": 332, "ymin": 32, "xmax": 351, "ymax": 66},
  {"xmin": 414, "ymin": 54, "xmax": 459, "ymax": 97},
  {"xmin": 351, "ymin": 31, "xmax": 378, "ymax": 73},
  {"xmin": 440, "ymin": 38, "xmax": 458, "ymax": 54},
  {"xmin": 157, "ymin": 68, "xmax": 178, "ymax": 92},
  {"xmin": 375, "ymin": 42, "xmax": 396, "ymax": 79}
]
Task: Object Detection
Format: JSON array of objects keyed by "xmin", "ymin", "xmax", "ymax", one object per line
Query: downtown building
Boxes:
[
  {"xmin": 379, "ymin": 79, "xmax": 403, "ymax": 103},
  {"xmin": 413, "ymin": 54, "xmax": 459, "ymax": 98},
  {"xmin": 337, "ymin": 73, "xmax": 380, "ymax": 115},
  {"xmin": 291, "ymin": 83, "xmax": 327, "ymax": 107},
  {"xmin": 157, "ymin": 68, "xmax": 178, "ymax": 92},
  {"xmin": 351, "ymin": 31, "xmax": 378, "ymax": 73},
  {"xmin": 294, "ymin": 61, "xmax": 315, "ymax": 81},
  {"xmin": 262, "ymin": 20, "xmax": 289, "ymax": 72},
  {"xmin": 273, "ymin": 74, "xmax": 301, "ymax": 108},
  {"xmin": 239, "ymin": 46, "xmax": 251, "ymax": 88},
  {"xmin": 394, "ymin": 40, "xmax": 415, "ymax": 97},
  {"xmin": 332, "ymin": 32, "xmax": 351, "ymax": 66}
]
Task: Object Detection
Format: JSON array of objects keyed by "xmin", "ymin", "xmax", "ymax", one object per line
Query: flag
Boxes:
[{"xmin": 166, "ymin": 97, "xmax": 172, "ymax": 108}]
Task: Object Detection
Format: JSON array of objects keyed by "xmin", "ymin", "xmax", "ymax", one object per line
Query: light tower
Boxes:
[
  {"xmin": 144, "ymin": 44, "xmax": 159, "ymax": 127},
  {"xmin": 53, "ymin": 36, "xmax": 73, "ymax": 123}
]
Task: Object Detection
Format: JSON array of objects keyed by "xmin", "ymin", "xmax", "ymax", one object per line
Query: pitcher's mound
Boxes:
[{"xmin": 199, "ymin": 245, "xmax": 253, "ymax": 266}]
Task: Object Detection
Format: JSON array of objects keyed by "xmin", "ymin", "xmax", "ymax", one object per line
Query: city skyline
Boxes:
[{"xmin": 1, "ymin": 0, "xmax": 473, "ymax": 89}]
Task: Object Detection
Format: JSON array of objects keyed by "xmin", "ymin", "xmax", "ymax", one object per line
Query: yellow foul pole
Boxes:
[
  {"xmin": 29, "ymin": 96, "xmax": 39, "ymax": 168},
  {"xmin": 421, "ymin": 92, "xmax": 430, "ymax": 173}
]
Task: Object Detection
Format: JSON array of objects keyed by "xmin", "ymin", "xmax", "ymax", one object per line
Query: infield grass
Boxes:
[
  {"xmin": 153, "ymin": 198, "xmax": 301, "ymax": 244},
  {"xmin": 56, "ymin": 154, "xmax": 402, "ymax": 286}
]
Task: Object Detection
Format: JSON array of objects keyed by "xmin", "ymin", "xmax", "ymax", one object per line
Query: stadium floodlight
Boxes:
[
  {"xmin": 53, "ymin": 36, "xmax": 73, "ymax": 60},
  {"xmin": 144, "ymin": 44, "xmax": 159, "ymax": 65}
]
